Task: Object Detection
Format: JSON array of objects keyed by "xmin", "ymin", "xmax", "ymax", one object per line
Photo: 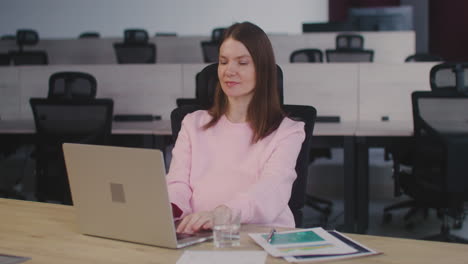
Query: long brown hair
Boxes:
[{"xmin": 204, "ymin": 22, "xmax": 284, "ymax": 143}]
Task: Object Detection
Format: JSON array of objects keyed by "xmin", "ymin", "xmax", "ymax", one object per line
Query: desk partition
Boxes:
[
  {"xmin": 0, "ymin": 62, "xmax": 438, "ymax": 122},
  {"xmin": 0, "ymin": 31, "xmax": 415, "ymax": 64}
]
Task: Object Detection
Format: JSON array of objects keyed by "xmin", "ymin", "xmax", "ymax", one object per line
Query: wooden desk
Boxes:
[{"xmin": 1, "ymin": 198, "xmax": 466, "ymax": 264}]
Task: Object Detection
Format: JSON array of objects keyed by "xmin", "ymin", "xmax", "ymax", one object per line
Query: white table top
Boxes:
[{"xmin": 0, "ymin": 119, "xmax": 172, "ymax": 135}]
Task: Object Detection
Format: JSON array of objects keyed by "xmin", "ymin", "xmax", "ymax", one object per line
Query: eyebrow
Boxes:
[{"xmin": 219, "ymin": 55, "xmax": 251, "ymax": 59}]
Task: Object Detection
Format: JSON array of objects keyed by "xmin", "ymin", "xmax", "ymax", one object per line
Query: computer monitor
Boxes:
[{"xmin": 348, "ymin": 6, "xmax": 413, "ymax": 31}]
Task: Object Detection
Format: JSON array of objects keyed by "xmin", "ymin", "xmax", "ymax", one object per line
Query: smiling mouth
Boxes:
[{"xmin": 225, "ymin": 81, "xmax": 239, "ymax": 87}]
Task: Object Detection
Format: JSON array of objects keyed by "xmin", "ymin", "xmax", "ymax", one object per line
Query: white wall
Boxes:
[{"xmin": 0, "ymin": 0, "xmax": 328, "ymax": 39}]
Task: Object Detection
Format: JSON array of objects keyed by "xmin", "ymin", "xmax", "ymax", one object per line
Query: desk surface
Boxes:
[
  {"xmin": 0, "ymin": 119, "xmax": 358, "ymax": 137},
  {"xmin": 0, "ymin": 198, "xmax": 466, "ymax": 264},
  {"xmin": 0, "ymin": 119, "xmax": 172, "ymax": 135}
]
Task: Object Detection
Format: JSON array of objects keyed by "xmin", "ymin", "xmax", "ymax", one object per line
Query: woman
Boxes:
[{"xmin": 167, "ymin": 22, "xmax": 305, "ymax": 234}]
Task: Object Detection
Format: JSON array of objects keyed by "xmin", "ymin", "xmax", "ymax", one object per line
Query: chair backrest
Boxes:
[
  {"xmin": 113, "ymin": 29, "xmax": 156, "ymax": 64},
  {"xmin": 290, "ymin": 49, "xmax": 323, "ymax": 63},
  {"xmin": 200, "ymin": 41, "xmax": 220, "ymax": 63},
  {"xmin": 411, "ymin": 91, "xmax": 468, "ymax": 195},
  {"xmin": 405, "ymin": 53, "xmax": 443, "ymax": 62},
  {"xmin": 195, "ymin": 63, "xmax": 284, "ymax": 108},
  {"xmin": 79, "ymin": 32, "xmax": 100, "ymax": 38},
  {"xmin": 211, "ymin": 28, "xmax": 226, "ymax": 42},
  {"xmin": 325, "ymin": 49, "xmax": 374, "ymax": 62},
  {"xmin": 29, "ymin": 98, "xmax": 114, "ymax": 204},
  {"xmin": 48, "ymin": 71, "xmax": 97, "ymax": 100},
  {"xmin": 0, "ymin": 53, "xmax": 10, "ymax": 66},
  {"xmin": 335, "ymin": 33, "xmax": 364, "ymax": 50},
  {"xmin": 430, "ymin": 63, "xmax": 468, "ymax": 94},
  {"xmin": 16, "ymin": 29, "xmax": 39, "ymax": 50},
  {"xmin": 170, "ymin": 104, "xmax": 317, "ymax": 227}
]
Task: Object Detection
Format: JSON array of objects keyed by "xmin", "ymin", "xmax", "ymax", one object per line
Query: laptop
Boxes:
[{"xmin": 62, "ymin": 143, "xmax": 212, "ymax": 249}]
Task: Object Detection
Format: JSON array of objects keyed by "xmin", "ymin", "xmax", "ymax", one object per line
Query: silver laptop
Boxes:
[{"xmin": 63, "ymin": 143, "xmax": 212, "ymax": 249}]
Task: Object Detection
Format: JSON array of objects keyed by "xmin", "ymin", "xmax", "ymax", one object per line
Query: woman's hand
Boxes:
[{"xmin": 176, "ymin": 205, "xmax": 231, "ymax": 234}]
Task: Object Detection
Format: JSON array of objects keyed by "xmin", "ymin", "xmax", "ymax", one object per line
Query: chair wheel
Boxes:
[{"xmin": 383, "ymin": 213, "xmax": 392, "ymax": 224}]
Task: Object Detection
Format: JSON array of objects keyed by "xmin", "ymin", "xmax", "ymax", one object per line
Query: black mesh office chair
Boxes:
[
  {"xmin": 384, "ymin": 63, "xmax": 468, "ymax": 230},
  {"xmin": 326, "ymin": 33, "xmax": 374, "ymax": 63},
  {"xmin": 48, "ymin": 72, "xmax": 97, "ymax": 100},
  {"xmin": 0, "ymin": 53, "xmax": 10, "ymax": 66},
  {"xmin": 289, "ymin": 49, "xmax": 323, "ymax": 63},
  {"xmin": 113, "ymin": 29, "xmax": 156, "ymax": 64},
  {"xmin": 200, "ymin": 41, "xmax": 220, "ymax": 63},
  {"xmin": 200, "ymin": 27, "xmax": 226, "ymax": 63},
  {"xmin": 170, "ymin": 104, "xmax": 317, "ymax": 227},
  {"xmin": 211, "ymin": 28, "xmax": 226, "ymax": 42},
  {"xmin": 335, "ymin": 34, "xmax": 364, "ymax": 50},
  {"xmin": 78, "ymin": 32, "xmax": 100, "ymax": 38},
  {"xmin": 387, "ymin": 91, "xmax": 468, "ymax": 243},
  {"xmin": 9, "ymin": 29, "xmax": 48, "ymax": 65},
  {"xmin": 30, "ymin": 98, "xmax": 114, "ymax": 204},
  {"xmin": 405, "ymin": 53, "xmax": 443, "ymax": 62},
  {"xmin": 429, "ymin": 63, "xmax": 468, "ymax": 93}
]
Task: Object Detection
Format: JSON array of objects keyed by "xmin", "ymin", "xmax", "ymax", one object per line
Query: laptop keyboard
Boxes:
[{"xmin": 176, "ymin": 232, "xmax": 195, "ymax": 240}]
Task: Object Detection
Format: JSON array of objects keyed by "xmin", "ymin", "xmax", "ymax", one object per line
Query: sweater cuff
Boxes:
[{"xmin": 171, "ymin": 203, "xmax": 183, "ymax": 218}]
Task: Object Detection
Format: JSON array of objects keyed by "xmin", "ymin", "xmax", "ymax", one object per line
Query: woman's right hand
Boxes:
[{"xmin": 176, "ymin": 205, "xmax": 231, "ymax": 234}]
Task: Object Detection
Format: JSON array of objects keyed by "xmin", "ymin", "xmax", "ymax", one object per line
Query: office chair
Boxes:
[
  {"xmin": 326, "ymin": 33, "xmax": 373, "ymax": 63},
  {"xmin": 200, "ymin": 41, "xmax": 220, "ymax": 63},
  {"xmin": 383, "ymin": 62, "xmax": 468, "ymax": 229},
  {"xmin": 29, "ymin": 98, "xmax": 114, "ymax": 205},
  {"xmin": 289, "ymin": 49, "xmax": 323, "ymax": 63},
  {"xmin": 48, "ymin": 72, "xmax": 97, "ymax": 100},
  {"xmin": 211, "ymin": 27, "xmax": 226, "ymax": 42},
  {"xmin": 384, "ymin": 63, "xmax": 468, "ymax": 228},
  {"xmin": 170, "ymin": 104, "xmax": 317, "ymax": 227},
  {"xmin": 8, "ymin": 29, "xmax": 48, "ymax": 65},
  {"xmin": 78, "ymin": 32, "xmax": 100, "ymax": 38},
  {"xmin": 113, "ymin": 29, "xmax": 156, "ymax": 64},
  {"xmin": 200, "ymin": 27, "xmax": 226, "ymax": 63},
  {"xmin": 405, "ymin": 53, "xmax": 443, "ymax": 62},
  {"xmin": 429, "ymin": 62, "xmax": 468, "ymax": 93},
  {"xmin": 0, "ymin": 53, "xmax": 10, "ymax": 66},
  {"xmin": 387, "ymin": 91, "xmax": 468, "ymax": 243},
  {"xmin": 335, "ymin": 34, "xmax": 364, "ymax": 50}
]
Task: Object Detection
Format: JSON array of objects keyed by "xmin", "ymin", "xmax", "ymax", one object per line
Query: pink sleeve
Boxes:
[
  {"xmin": 166, "ymin": 117, "xmax": 193, "ymax": 218},
  {"xmin": 224, "ymin": 121, "xmax": 305, "ymax": 224}
]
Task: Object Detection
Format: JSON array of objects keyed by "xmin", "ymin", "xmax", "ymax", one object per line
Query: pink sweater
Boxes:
[{"xmin": 167, "ymin": 110, "xmax": 305, "ymax": 227}]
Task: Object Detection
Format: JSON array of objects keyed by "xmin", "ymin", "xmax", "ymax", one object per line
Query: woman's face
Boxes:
[{"xmin": 218, "ymin": 38, "xmax": 256, "ymax": 102}]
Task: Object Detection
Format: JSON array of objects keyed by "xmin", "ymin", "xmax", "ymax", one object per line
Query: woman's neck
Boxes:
[{"xmin": 226, "ymin": 97, "xmax": 250, "ymax": 123}]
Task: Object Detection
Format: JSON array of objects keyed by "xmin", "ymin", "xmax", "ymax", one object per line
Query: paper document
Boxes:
[
  {"xmin": 283, "ymin": 230, "xmax": 381, "ymax": 262},
  {"xmin": 176, "ymin": 250, "xmax": 267, "ymax": 264},
  {"xmin": 0, "ymin": 253, "xmax": 30, "ymax": 264},
  {"xmin": 249, "ymin": 227, "xmax": 358, "ymax": 257}
]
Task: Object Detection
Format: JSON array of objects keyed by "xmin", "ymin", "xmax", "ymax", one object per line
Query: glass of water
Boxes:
[{"xmin": 213, "ymin": 207, "xmax": 241, "ymax": 248}]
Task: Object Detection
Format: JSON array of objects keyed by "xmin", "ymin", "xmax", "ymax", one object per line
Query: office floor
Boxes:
[{"xmin": 1, "ymin": 146, "xmax": 467, "ymax": 242}]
